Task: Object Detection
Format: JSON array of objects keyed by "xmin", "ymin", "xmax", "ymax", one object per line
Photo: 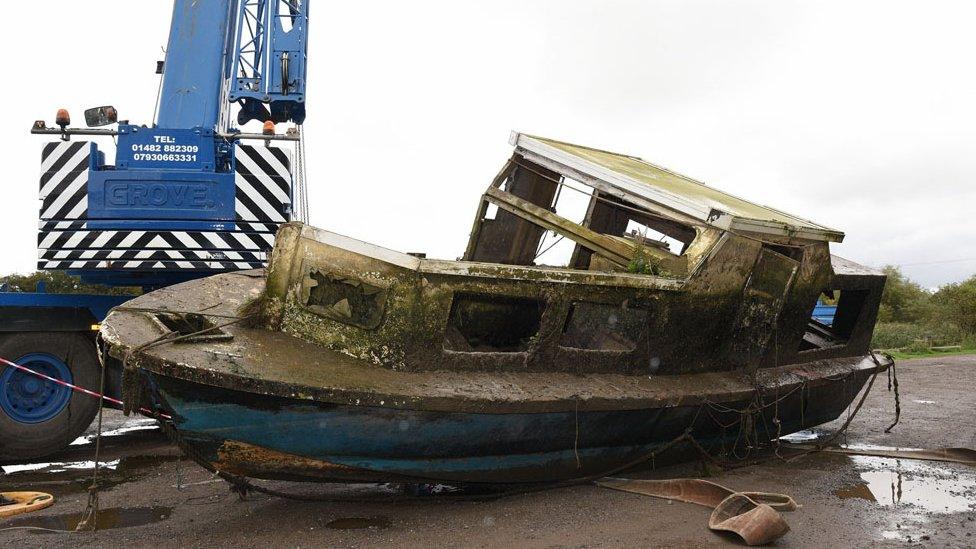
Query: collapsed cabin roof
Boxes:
[{"xmin": 510, "ymin": 132, "xmax": 844, "ymax": 243}]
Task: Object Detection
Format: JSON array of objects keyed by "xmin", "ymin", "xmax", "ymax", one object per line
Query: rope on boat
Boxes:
[
  {"xmin": 141, "ymin": 347, "xmax": 894, "ymax": 503},
  {"xmin": 0, "ymin": 297, "xmax": 249, "ymax": 418},
  {"xmin": 74, "ymin": 337, "xmax": 111, "ymax": 532},
  {"xmin": 0, "ymin": 309, "xmax": 255, "ymax": 533},
  {"xmin": 110, "ymin": 305, "xmax": 245, "ymax": 319},
  {"xmin": 783, "ymin": 352, "xmax": 893, "ymax": 463},
  {"xmin": 885, "ymin": 360, "xmax": 901, "ymax": 433},
  {"xmin": 156, "ymin": 409, "xmax": 727, "ymax": 503},
  {"xmin": 119, "ymin": 312, "xmax": 256, "ymax": 416},
  {"xmin": 0, "ymin": 357, "xmax": 169, "ymax": 420},
  {"xmin": 1, "ymin": 302, "xmax": 898, "ymax": 509},
  {"xmin": 2, "ymin": 348, "xmax": 896, "ymax": 505}
]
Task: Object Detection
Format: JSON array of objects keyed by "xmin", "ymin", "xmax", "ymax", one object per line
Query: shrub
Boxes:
[
  {"xmin": 872, "ymin": 322, "xmax": 927, "ymax": 349},
  {"xmin": 871, "ymin": 321, "xmax": 965, "ymax": 349},
  {"xmin": 933, "ymin": 275, "xmax": 976, "ymax": 334},
  {"xmin": 0, "ymin": 271, "xmax": 139, "ymax": 296},
  {"xmin": 878, "ymin": 266, "xmax": 934, "ymax": 323}
]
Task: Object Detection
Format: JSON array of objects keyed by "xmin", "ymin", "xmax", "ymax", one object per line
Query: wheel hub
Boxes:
[{"xmin": 0, "ymin": 353, "xmax": 73, "ymax": 424}]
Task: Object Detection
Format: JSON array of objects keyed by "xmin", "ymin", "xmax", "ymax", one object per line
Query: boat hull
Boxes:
[{"xmin": 146, "ymin": 366, "xmax": 875, "ymax": 485}]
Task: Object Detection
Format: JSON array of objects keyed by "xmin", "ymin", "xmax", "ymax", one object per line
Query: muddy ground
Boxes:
[{"xmin": 2, "ymin": 355, "xmax": 974, "ymax": 548}]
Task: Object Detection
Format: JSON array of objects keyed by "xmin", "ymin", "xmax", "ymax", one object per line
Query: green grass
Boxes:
[
  {"xmin": 886, "ymin": 345, "xmax": 976, "ymax": 361},
  {"xmin": 872, "ymin": 320, "xmax": 976, "ymax": 360},
  {"xmin": 871, "ymin": 321, "xmax": 965, "ymax": 349}
]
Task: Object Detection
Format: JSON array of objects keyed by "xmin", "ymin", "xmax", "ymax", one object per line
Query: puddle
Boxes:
[
  {"xmin": 840, "ymin": 443, "xmax": 923, "ymax": 452},
  {"xmin": 326, "ymin": 517, "xmax": 391, "ymax": 530},
  {"xmin": 0, "ymin": 455, "xmax": 178, "ymax": 496},
  {"xmin": 70, "ymin": 419, "xmax": 160, "ymax": 446},
  {"xmin": 913, "ymin": 399, "xmax": 936, "ymax": 405},
  {"xmin": 3, "ymin": 506, "xmax": 173, "ymax": 532},
  {"xmin": 777, "ymin": 429, "xmax": 826, "ymax": 443},
  {"xmin": 834, "ymin": 456, "xmax": 976, "ymax": 514},
  {"xmin": 2, "ymin": 459, "xmax": 121, "ymax": 475}
]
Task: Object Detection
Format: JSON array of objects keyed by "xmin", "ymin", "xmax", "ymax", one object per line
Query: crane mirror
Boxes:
[{"xmin": 84, "ymin": 106, "xmax": 118, "ymax": 127}]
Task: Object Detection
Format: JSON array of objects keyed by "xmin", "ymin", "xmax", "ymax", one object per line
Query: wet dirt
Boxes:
[
  {"xmin": 838, "ymin": 456, "xmax": 976, "ymax": 513},
  {"xmin": 325, "ymin": 517, "xmax": 391, "ymax": 530},
  {"xmin": 1, "ymin": 354, "xmax": 975, "ymax": 548},
  {"xmin": 836, "ymin": 451, "xmax": 976, "ymax": 544}
]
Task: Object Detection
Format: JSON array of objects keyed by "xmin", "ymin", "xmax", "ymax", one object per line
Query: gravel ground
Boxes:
[{"xmin": 2, "ymin": 355, "xmax": 975, "ymax": 548}]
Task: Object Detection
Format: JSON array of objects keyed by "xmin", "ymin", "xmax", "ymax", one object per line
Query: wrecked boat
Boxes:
[{"xmin": 101, "ymin": 133, "xmax": 892, "ymax": 484}]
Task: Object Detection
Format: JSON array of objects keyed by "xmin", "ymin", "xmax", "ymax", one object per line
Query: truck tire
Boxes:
[{"xmin": 0, "ymin": 332, "xmax": 101, "ymax": 462}]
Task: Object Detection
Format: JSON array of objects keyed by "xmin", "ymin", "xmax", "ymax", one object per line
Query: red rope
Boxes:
[{"xmin": 0, "ymin": 356, "xmax": 170, "ymax": 420}]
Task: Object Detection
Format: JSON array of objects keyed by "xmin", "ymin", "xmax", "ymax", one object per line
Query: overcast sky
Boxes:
[{"xmin": 2, "ymin": 1, "xmax": 974, "ymax": 288}]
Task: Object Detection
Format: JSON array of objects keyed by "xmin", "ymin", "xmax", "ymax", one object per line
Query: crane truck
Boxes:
[{"xmin": 0, "ymin": 0, "xmax": 310, "ymax": 461}]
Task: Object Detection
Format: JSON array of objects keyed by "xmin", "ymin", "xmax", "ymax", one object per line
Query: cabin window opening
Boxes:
[
  {"xmin": 484, "ymin": 202, "xmax": 498, "ymax": 220},
  {"xmin": 800, "ymin": 289, "xmax": 868, "ymax": 351},
  {"xmin": 570, "ymin": 192, "xmax": 697, "ymax": 270},
  {"xmin": 560, "ymin": 301, "xmax": 647, "ymax": 351},
  {"xmin": 831, "ymin": 289, "xmax": 868, "ymax": 340},
  {"xmin": 624, "ymin": 219, "xmax": 685, "ymax": 256},
  {"xmin": 764, "ymin": 243, "xmax": 805, "ymax": 263},
  {"xmin": 149, "ymin": 312, "xmax": 233, "ymax": 343},
  {"xmin": 533, "ymin": 177, "xmax": 593, "ymax": 267},
  {"xmin": 464, "ymin": 158, "xmax": 561, "ymax": 266},
  {"xmin": 532, "ymin": 234, "xmax": 576, "ymax": 267},
  {"xmin": 304, "ymin": 271, "xmax": 388, "ymax": 330},
  {"xmin": 443, "ymin": 293, "xmax": 544, "ymax": 352}
]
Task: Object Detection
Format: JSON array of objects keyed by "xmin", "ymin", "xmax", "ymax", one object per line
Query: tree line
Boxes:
[
  {"xmin": 873, "ymin": 266, "xmax": 976, "ymax": 350},
  {"xmin": 0, "ymin": 271, "xmax": 139, "ymax": 296}
]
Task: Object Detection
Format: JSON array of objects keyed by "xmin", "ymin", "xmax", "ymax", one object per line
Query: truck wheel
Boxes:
[{"xmin": 0, "ymin": 332, "xmax": 101, "ymax": 462}]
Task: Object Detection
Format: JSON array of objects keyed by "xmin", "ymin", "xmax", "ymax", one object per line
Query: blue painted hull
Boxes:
[{"xmin": 146, "ymin": 368, "xmax": 868, "ymax": 484}]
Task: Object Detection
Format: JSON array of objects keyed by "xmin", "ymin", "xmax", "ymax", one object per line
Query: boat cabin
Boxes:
[{"xmin": 263, "ymin": 133, "xmax": 885, "ymax": 376}]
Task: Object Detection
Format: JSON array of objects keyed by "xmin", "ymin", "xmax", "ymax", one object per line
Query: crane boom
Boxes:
[
  {"xmin": 156, "ymin": 0, "xmax": 236, "ymax": 130},
  {"xmin": 158, "ymin": 0, "xmax": 310, "ymax": 130},
  {"xmin": 231, "ymin": 0, "xmax": 310, "ymax": 125}
]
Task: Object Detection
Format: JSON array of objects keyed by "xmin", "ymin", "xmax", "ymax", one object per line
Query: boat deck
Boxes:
[{"xmin": 102, "ymin": 271, "xmax": 890, "ymax": 414}]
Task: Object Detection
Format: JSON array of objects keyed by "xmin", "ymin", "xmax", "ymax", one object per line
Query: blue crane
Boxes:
[{"xmin": 0, "ymin": 0, "xmax": 311, "ymax": 461}]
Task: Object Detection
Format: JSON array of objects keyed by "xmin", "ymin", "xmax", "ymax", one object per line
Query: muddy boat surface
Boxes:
[{"xmin": 102, "ymin": 133, "xmax": 892, "ymax": 484}]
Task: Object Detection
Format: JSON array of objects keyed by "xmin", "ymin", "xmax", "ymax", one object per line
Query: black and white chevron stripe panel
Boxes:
[
  {"xmin": 38, "ymin": 220, "xmax": 281, "ymax": 233},
  {"xmin": 38, "ymin": 249, "xmax": 265, "ymax": 271},
  {"xmin": 39, "ymin": 260, "xmax": 264, "ymax": 271},
  {"xmin": 37, "ymin": 229, "xmax": 274, "ymax": 271},
  {"xmin": 38, "ymin": 142, "xmax": 292, "ymax": 225},
  {"xmin": 40, "ymin": 261, "xmax": 264, "ymax": 271},
  {"xmin": 36, "ymin": 141, "xmax": 292, "ymax": 273},
  {"xmin": 39, "ymin": 250, "xmax": 265, "ymax": 271},
  {"xmin": 235, "ymin": 144, "xmax": 292, "ymax": 223},
  {"xmin": 38, "ymin": 230, "xmax": 275, "ymax": 252},
  {"xmin": 39, "ymin": 248, "xmax": 266, "ymax": 262},
  {"xmin": 39, "ymin": 141, "xmax": 90, "ymax": 221}
]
